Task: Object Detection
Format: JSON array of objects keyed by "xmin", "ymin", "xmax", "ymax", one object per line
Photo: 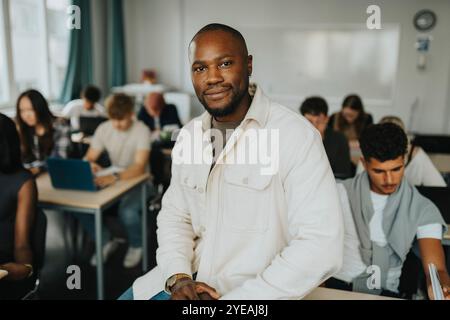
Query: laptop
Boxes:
[
  {"xmin": 416, "ymin": 186, "xmax": 450, "ymax": 223},
  {"xmin": 79, "ymin": 116, "xmax": 107, "ymax": 136},
  {"xmin": 47, "ymin": 158, "xmax": 100, "ymax": 192}
]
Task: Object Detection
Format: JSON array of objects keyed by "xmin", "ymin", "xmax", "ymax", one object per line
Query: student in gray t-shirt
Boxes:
[{"xmin": 76, "ymin": 93, "xmax": 151, "ymax": 269}]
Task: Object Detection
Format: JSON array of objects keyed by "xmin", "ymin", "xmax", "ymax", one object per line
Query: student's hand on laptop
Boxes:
[
  {"xmin": 90, "ymin": 162, "xmax": 103, "ymax": 174},
  {"xmin": 95, "ymin": 175, "xmax": 116, "ymax": 188}
]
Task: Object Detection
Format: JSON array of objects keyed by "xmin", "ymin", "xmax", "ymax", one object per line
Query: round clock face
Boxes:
[{"xmin": 414, "ymin": 10, "xmax": 437, "ymax": 31}]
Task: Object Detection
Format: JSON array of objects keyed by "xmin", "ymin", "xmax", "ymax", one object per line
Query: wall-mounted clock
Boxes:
[{"xmin": 413, "ymin": 10, "xmax": 437, "ymax": 32}]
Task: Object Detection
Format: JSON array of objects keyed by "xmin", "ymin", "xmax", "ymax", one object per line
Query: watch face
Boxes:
[{"xmin": 414, "ymin": 10, "xmax": 437, "ymax": 31}]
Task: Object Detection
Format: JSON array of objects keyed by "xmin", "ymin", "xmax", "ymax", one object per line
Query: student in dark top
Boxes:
[
  {"xmin": 0, "ymin": 113, "xmax": 37, "ymax": 300},
  {"xmin": 328, "ymin": 94, "xmax": 373, "ymax": 142},
  {"xmin": 137, "ymin": 92, "xmax": 182, "ymax": 133},
  {"xmin": 328, "ymin": 94, "xmax": 373, "ymax": 169},
  {"xmin": 300, "ymin": 96, "xmax": 352, "ymax": 178},
  {"xmin": 138, "ymin": 92, "xmax": 182, "ymax": 187},
  {"xmin": 16, "ymin": 90, "xmax": 71, "ymax": 175}
]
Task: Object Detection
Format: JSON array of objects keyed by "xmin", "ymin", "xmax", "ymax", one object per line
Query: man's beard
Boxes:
[{"xmin": 199, "ymin": 85, "xmax": 249, "ymax": 118}]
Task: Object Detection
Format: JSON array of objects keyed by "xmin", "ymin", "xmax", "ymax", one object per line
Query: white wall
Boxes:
[{"xmin": 124, "ymin": 0, "xmax": 450, "ymax": 134}]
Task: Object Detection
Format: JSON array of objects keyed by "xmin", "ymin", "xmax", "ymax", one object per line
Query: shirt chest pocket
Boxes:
[
  {"xmin": 222, "ymin": 167, "xmax": 273, "ymax": 233},
  {"xmin": 179, "ymin": 173, "xmax": 206, "ymax": 230}
]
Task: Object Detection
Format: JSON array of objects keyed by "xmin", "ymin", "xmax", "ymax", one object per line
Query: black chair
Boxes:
[
  {"xmin": 411, "ymin": 135, "xmax": 450, "ymax": 154},
  {"xmin": 414, "ymin": 186, "xmax": 450, "ymax": 298},
  {"xmin": 416, "ymin": 186, "xmax": 450, "ymax": 224},
  {"xmin": 22, "ymin": 208, "xmax": 47, "ymax": 300}
]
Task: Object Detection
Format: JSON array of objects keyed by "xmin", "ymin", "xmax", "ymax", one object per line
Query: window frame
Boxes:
[{"xmin": 0, "ymin": 0, "xmax": 69, "ymax": 110}]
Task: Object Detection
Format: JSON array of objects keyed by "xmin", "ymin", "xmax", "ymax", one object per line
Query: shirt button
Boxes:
[{"xmin": 198, "ymin": 187, "xmax": 204, "ymax": 194}]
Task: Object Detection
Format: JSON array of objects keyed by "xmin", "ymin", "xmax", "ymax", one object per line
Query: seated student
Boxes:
[
  {"xmin": 138, "ymin": 92, "xmax": 182, "ymax": 187},
  {"xmin": 16, "ymin": 90, "xmax": 71, "ymax": 176},
  {"xmin": 356, "ymin": 116, "xmax": 446, "ymax": 187},
  {"xmin": 380, "ymin": 116, "xmax": 446, "ymax": 187},
  {"xmin": 62, "ymin": 85, "xmax": 105, "ymax": 131},
  {"xmin": 0, "ymin": 114, "xmax": 37, "ymax": 300},
  {"xmin": 300, "ymin": 96, "xmax": 352, "ymax": 178},
  {"xmin": 76, "ymin": 93, "xmax": 151, "ymax": 268},
  {"xmin": 328, "ymin": 94, "xmax": 373, "ymax": 166},
  {"xmin": 327, "ymin": 123, "xmax": 449, "ymax": 299},
  {"xmin": 137, "ymin": 92, "xmax": 182, "ymax": 136}
]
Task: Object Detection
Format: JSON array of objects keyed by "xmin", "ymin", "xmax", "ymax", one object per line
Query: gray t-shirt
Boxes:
[{"xmin": 91, "ymin": 120, "xmax": 151, "ymax": 168}]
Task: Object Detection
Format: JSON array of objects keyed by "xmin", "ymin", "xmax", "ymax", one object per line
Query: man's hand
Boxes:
[
  {"xmin": 94, "ymin": 175, "xmax": 116, "ymax": 188},
  {"xmin": 90, "ymin": 162, "xmax": 103, "ymax": 174},
  {"xmin": 29, "ymin": 167, "xmax": 42, "ymax": 176},
  {"xmin": 427, "ymin": 276, "xmax": 450, "ymax": 300},
  {"xmin": 170, "ymin": 278, "xmax": 220, "ymax": 300}
]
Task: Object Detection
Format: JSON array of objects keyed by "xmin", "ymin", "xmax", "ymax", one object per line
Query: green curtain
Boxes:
[
  {"xmin": 59, "ymin": 0, "xmax": 93, "ymax": 103},
  {"xmin": 107, "ymin": 0, "xmax": 126, "ymax": 88}
]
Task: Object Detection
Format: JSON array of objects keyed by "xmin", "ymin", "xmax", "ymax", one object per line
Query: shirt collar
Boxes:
[{"xmin": 200, "ymin": 85, "xmax": 270, "ymax": 131}]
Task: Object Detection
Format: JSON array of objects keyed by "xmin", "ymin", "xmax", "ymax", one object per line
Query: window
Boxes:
[
  {"xmin": 9, "ymin": 0, "xmax": 49, "ymax": 95},
  {"xmin": 46, "ymin": 0, "xmax": 70, "ymax": 98},
  {"xmin": 0, "ymin": 0, "xmax": 70, "ymax": 108},
  {"xmin": 0, "ymin": 0, "xmax": 9, "ymax": 104}
]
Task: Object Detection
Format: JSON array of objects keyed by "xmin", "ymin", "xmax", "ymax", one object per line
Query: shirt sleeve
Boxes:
[
  {"xmin": 52, "ymin": 120, "xmax": 72, "ymax": 159},
  {"xmin": 90, "ymin": 124, "xmax": 105, "ymax": 152},
  {"xmin": 417, "ymin": 223, "xmax": 443, "ymax": 240},
  {"xmin": 61, "ymin": 101, "xmax": 75, "ymax": 117},
  {"xmin": 136, "ymin": 124, "xmax": 151, "ymax": 151}
]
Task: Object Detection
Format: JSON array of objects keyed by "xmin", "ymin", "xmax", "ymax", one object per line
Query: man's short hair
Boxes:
[
  {"xmin": 359, "ymin": 123, "xmax": 407, "ymax": 162},
  {"xmin": 190, "ymin": 23, "xmax": 248, "ymax": 55},
  {"xmin": 300, "ymin": 96, "xmax": 329, "ymax": 116},
  {"xmin": 82, "ymin": 85, "xmax": 101, "ymax": 103},
  {"xmin": 105, "ymin": 93, "xmax": 134, "ymax": 120}
]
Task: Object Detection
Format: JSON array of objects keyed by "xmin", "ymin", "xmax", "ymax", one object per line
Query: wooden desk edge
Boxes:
[
  {"xmin": 37, "ymin": 173, "xmax": 150, "ymax": 210},
  {"xmin": 304, "ymin": 287, "xmax": 401, "ymax": 300}
]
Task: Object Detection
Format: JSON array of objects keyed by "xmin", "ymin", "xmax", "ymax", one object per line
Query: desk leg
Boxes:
[
  {"xmin": 142, "ymin": 183, "xmax": 148, "ymax": 272},
  {"xmin": 95, "ymin": 209, "xmax": 104, "ymax": 300}
]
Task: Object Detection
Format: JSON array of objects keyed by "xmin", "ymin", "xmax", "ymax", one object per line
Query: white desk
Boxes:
[
  {"xmin": 429, "ymin": 153, "xmax": 450, "ymax": 173},
  {"xmin": 37, "ymin": 173, "xmax": 150, "ymax": 300},
  {"xmin": 444, "ymin": 225, "xmax": 450, "ymax": 247},
  {"xmin": 304, "ymin": 287, "xmax": 401, "ymax": 300}
]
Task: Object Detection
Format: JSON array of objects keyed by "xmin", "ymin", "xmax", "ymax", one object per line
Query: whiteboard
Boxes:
[{"xmin": 242, "ymin": 25, "xmax": 400, "ymax": 105}]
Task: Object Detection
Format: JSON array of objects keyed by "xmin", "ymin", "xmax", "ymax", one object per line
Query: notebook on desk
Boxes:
[{"xmin": 429, "ymin": 263, "xmax": 445, "ymax": 300}]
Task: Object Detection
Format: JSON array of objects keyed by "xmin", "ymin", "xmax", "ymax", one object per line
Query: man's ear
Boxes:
[{"xmin": 247, "ymin": 55, "xmax": 253, "ymax": 77}]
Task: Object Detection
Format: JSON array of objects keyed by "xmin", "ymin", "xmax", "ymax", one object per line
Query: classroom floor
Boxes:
[{"xmin": 36, "ymin": 209, "xmax": 159, "ymax": 300}]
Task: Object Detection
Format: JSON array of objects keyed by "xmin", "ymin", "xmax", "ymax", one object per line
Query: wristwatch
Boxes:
[
  {"xmin": 24, "ymin": 264, "xmax": 33, "ymax": 278},
  {"xmin": 113, "ymin": 172, "xmax": 121, "ymax": 182},
  {"xmin": 165, "ymin": 273, "xmax": 192, "ymax": 294}
]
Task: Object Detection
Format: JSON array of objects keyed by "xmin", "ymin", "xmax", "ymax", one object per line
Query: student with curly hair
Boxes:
[{"xmin": 327, "ymin": 123, "xmax": 449, "ymax": 299}]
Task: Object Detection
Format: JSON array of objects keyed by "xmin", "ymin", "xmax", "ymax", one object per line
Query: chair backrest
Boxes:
[
  {"xmin": 31, "ymin": 208, "xmax": 47, "ymax": 271},
  {"xmin": 416, "ymin": 186, "xmax": 450, "ymax": 224},
  {"xmin": 412, "ymin": 135, "xmax": 450, "ymax": 154}
]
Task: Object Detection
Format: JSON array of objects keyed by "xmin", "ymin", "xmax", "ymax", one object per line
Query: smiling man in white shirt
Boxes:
[
  {"xmin": 119, "ymin": 23, "xmax": 343, "ymax": 300},
  {"xmin": 329, "ymin": 123, "xmax": 449, "ymax": 299}
]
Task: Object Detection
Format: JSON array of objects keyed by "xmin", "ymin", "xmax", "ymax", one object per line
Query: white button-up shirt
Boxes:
[{"xmin": 133, "ymin": 87, "xmax": 343, "ymax": 300}]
